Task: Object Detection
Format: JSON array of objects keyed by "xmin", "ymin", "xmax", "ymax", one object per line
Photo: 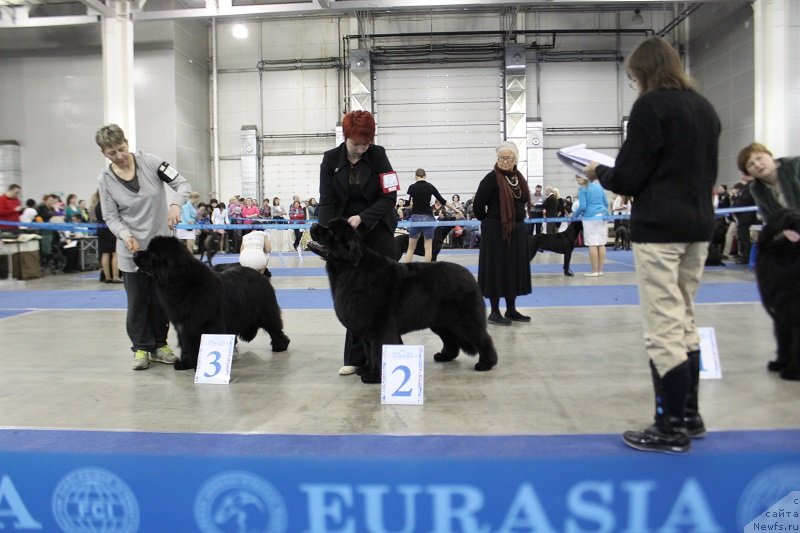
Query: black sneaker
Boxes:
[
  {"xmin": 622, "ymin": 425, "xmax": 691, "ymax": 454},
  {"xmin": 487, "ymin": 312, "xmax": 512, "ymax": 326}
]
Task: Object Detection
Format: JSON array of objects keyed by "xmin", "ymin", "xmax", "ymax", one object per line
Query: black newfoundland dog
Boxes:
[
  {"xmin": 133, "ymin": 236, "xmax": 290, "ymax": 370},
  {"xmin": 755, "ymin": 208, "xmax": 800, "ymax": 380},
  {"xmin": 527, "ymin": 220, "xmax": 583, "ymax": 276},
  {"xmin": 309, "ymin": 219, "xmax": 498, "ymax": 384}
]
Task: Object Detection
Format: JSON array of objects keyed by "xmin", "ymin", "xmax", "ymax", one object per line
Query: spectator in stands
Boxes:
[
  {"xmin": 530, "ymin": 184, "xmax": 544, "ymax": 235},
  {"xmin": 36, "ymin": 194, "xmax": 57, "ymax": 222},
  {"xmin": 0, "ymin": 183, "xmax": 22, "ymax": 232},
  {"xmin": 212, "ymin": 201, "xmax": 229, "ymax": 253},
  {"xmin": 240, "ymin": 197, "xmax": 259, "ymax": 237},
  {"xmin": 474, "ymin": 141, "xmax": 532, "ymax": 326},
  {"xmin": 451, "ymin": 194, "xmax": 465, "ymax": 214},
  {"xmin": 402, "ymin": 168, "xmax": 458, "ymax": 263},
  {"xmin": 78, "ymin": 199, "xmax": 90, "ymax": 222},
  {"xmin": 318, "ymin": 109, "xmax": 397, "ymax": 377},
  {"xmin": 736, "ymin": 142, "xmax": 800, "ymax": 222},
  {"xmin": 95, "ymin": 123, "xmax": 191, "ymax": 370},
  {"xmin": 306, "ymin": 198, "xmax": 319, "ymax": 220},
  {"xmin": 543, "ymin": 186, "xmax": 560, "ymax": 234},
  {"xmin": 259, "ymin": 198, "xmax": 272, "ymax": 219},
  {"xmin": 271, "ymin": 197, "xmax": 287, "ymax": 220},
  {"xmin": 177, "ymin": 191, "xmax": 201, "ymax": 253},
  {"xmin": 564, "ymin": 195, "xmax": 574, "ymax": 215},
  {"xmin": 585, "ymin": 36, "xmax": 720, "ymax": 454},
  {"xmin": 227, "ymin": 197, "xmax": 242, "ymax": 252},
  {"xmin": 65, "ymin": 194, "xmax": 81, "ymax": 223},
  {"xmin": 90, "ymin": 190, "xmax": 122, "ymax": 284},
  {"xmin": 573, "ymin": 174, "xmax": 610, "ymax": 276},
  {"xmin": 289, "ymin": 199, "xmax": 306, "ymax": 256},
  {"xmin": 19, "ymin": 198, "xmax": 38, "ymax": 227},
  {"xmin": 464, "ymin": 195, "xmax": 475, "ymax": 219}
]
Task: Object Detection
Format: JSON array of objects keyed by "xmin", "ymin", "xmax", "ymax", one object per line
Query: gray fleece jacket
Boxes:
[{"xmin": 97, "ymin": 151, "xmax": 192, "ymax": 272}]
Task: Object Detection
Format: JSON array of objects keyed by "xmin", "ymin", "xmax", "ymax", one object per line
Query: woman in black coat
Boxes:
[
  {"xmin": 473, "ymin": 141, "xmax": 532, "ymax": 326},
  {"xmin": 318, "ymin": 110, "xmax": 398, "ymax": 377}
]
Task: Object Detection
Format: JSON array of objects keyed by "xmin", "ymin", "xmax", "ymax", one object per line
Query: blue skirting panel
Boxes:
[{"xmin": 0, "ymin": 429, "xmax": 798, "ymax": 531}]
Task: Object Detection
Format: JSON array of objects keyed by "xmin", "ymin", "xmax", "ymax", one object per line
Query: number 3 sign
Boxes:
[
  {"xmin": 381, "ymin": 345, "xmax": 424, "ymax": 405},
  {"xmin": 194, "ymin": 334, "xmax": 236, "ymax": 384}
]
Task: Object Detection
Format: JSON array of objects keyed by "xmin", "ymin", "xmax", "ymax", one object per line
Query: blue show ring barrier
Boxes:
[{"xmin": 0, "ymin": 206, "xmax": 758, "ymax": 233}]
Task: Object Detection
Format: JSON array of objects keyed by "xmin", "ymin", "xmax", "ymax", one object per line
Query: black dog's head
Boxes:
[
  {"xmin": 758, "ymin": 208, "xmax": 800, "ymax": 256},
  {"xmin": 133, "ymin": 236, "xmax": 194, "ymax": 277},
  {"xmin": 308, "ymin": 219, "xmax": 363, "ymax": 265}
]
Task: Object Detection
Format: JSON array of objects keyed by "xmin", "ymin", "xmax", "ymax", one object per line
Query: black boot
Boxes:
[
  {"xmin": 685, "ymin": 350, "xmax": 706, "ymax": 438},
  {"xmin": 623, "ymin": 361, "xmax": 692, "ymax": 454}
]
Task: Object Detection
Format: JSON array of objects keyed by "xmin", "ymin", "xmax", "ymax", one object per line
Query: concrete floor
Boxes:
[{"xmin": 0, "ymin": 247, "xmax": 796, "ymax": 437}]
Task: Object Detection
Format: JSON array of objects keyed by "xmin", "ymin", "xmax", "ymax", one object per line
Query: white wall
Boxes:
[{"xmin": 0, "ymin": 5, "xmax": 761, "ymax": 211}]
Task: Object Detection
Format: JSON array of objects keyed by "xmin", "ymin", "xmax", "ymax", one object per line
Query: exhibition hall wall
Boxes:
[{"xmin": 0, "ymin": 2, "xmax": 756, "ymax": 207}]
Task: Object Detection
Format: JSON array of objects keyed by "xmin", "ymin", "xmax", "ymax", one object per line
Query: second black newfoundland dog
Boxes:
[
  {"xmin": 527, "ymin": 220, "xmax": 583, "ymax": 276},
  {"xmin": 134, "ymin": 236, "xmax": 290, "ymax": 370},
  {"xmin": 755, "ymin": 208, "xmax": 800, "ymax": 380},
  {"xmin": 309, "ymin": 219, "xmax": 498, "ymax": 384}
]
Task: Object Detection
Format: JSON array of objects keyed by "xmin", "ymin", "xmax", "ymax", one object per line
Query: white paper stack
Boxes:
[{"xmin": 556, "ymin": 144, "xmax": 616, "ymax": 174}]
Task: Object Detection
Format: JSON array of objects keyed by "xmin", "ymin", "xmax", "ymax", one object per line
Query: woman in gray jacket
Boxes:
[{"xmin": 96, "ymin": 124, "xmax": 192, "ymax": 371}]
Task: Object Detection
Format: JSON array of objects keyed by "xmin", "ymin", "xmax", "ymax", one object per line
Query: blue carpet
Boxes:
[{"xmin": 0, "ymin": 281, "xmax": 762, "ymax": 310}]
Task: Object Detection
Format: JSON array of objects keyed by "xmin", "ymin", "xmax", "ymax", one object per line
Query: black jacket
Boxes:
[
  {"xmin": 596, "ymin": 89, "xmax": 720, "ymax": 243},
  {"xmin": 318, "ymin": 143, "xmax": 397, "ymax": 232}
]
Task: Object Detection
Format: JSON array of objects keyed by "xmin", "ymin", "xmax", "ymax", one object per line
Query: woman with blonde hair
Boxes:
[{"xmin": 585, "ymin": 36, "xmax": 720, "ymax": 453}]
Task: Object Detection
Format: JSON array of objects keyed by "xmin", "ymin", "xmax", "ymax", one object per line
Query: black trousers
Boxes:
[
  {"xmin": 736, "ymin": 222, "xmax": 752, "ymax": 260},
  {"xmin": 342, "ymin": 222, "xmax": 396, "ymax": 366},
  {"xmin": 123, "ymin": 271, "xmax": 169, "ymax": 353}
]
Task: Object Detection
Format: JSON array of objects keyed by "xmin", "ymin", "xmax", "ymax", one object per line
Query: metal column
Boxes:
[{"xmin": 504, "ymin": 44, "xmax": 527, "ymax": 176}]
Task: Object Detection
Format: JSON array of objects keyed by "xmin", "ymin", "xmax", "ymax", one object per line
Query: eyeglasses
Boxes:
[
  {"xmin": 497, "ymin": 156, "xmax": 515, "ymax": 162},
  {"xmin": 627, "ymin": 78, "xmax": 638, "ymax": 90}
]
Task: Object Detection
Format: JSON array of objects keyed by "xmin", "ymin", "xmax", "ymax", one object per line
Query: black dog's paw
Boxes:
[
  {"xmin": 767, "ymin": 360, "xmax": 786, "ymax": 372},
  {"xmin": 434, "ymin": 351, "xmax": 458, "ymax": 362},
  {"xmin": 271, "ymin": 334, "xmax": 290, "ymax": 352},
  {"xmin": 173, "ymin": 359, "xmax": 195, "ymax": 371},
  {"xmin": 780, "ymin": 368, "xmax": 800, "ymax": 381},
  {"xmin": 564, "ymin": 270, "xmax": 574, "ymax": 277},
  {"xmin": 474, "ymin": 361, "xmax": 495, "ymax": 372},
  {"xmin": 360, "ymin": 372, "xmax": 381, "ymax": 384}
]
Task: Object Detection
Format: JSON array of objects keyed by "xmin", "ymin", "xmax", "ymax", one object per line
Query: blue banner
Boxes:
[{"xmin": 0, "ymin": 429, "xmax": 798, "ymax": 531}]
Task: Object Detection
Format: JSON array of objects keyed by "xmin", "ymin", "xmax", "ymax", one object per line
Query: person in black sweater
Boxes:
[
  {"xmin": 585, "ymin": 36, "xmax": 721, "ymax": 454},
  {"xmin": 402, "ymin": 168, "xmax": 459, "ymax": 262}
]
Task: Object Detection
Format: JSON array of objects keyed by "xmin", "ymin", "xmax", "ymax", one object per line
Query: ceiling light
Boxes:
[
  {"xmin": 631, "ymin": 9, "xmax": 644, "ymax": 25},
  {"xmin": 232, "ymin": 24, "xmax": 248, "ymax": 39}
]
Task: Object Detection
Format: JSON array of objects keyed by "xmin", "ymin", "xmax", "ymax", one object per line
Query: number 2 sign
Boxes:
[
  {"xmin": 381, "ymin": 345, "xmax": 424, "ymax": 405},
  {"xmin": 194, "ymin": 334, "xmax": 236, "ymax": 385}
]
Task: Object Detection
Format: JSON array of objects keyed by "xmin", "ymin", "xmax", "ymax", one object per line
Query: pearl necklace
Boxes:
[{"xmin": 505, "ymin": 174, "xmax": 521, "ymax": 199}]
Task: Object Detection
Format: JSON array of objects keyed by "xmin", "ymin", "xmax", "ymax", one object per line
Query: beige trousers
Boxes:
[{"xmin": 633, "ymin": 241, "xmax": 709, "ymax": 376}]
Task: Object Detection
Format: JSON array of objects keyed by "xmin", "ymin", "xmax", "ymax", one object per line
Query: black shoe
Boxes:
[
  {"xmin": 685, "ymin": 415, "xmax": 706, "ymax": 438},
  {"xmin": 487, "ymin": 312, "xmax": 512, "ymax": 326},
  {"xmin": 505, "ymin": 310, "xmax": 531, "ymax": 322},
  {"xmin": 622, "ymin": 425, "xmax": 691, "ymax": 454},
  {"xmin": 768, "ymin": 359, "xmax": 785, "ymax": 372}
]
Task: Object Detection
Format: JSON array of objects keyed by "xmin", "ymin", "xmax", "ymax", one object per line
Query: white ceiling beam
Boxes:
[
  {"xmin": 77, "ymin": 0, "xmax": 115, "ymax": 18},
  {"xmin": 132, "ymin": 0, "xmax": 721, "ymax": 22},
  {"xmin": 0, "ymin": 14, "xmax": 100, "ymax": 27}
]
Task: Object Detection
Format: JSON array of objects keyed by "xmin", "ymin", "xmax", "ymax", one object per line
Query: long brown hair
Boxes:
[{"xmin": 627, "ymin": 36, "xmax": 696, "ymax": 94}]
